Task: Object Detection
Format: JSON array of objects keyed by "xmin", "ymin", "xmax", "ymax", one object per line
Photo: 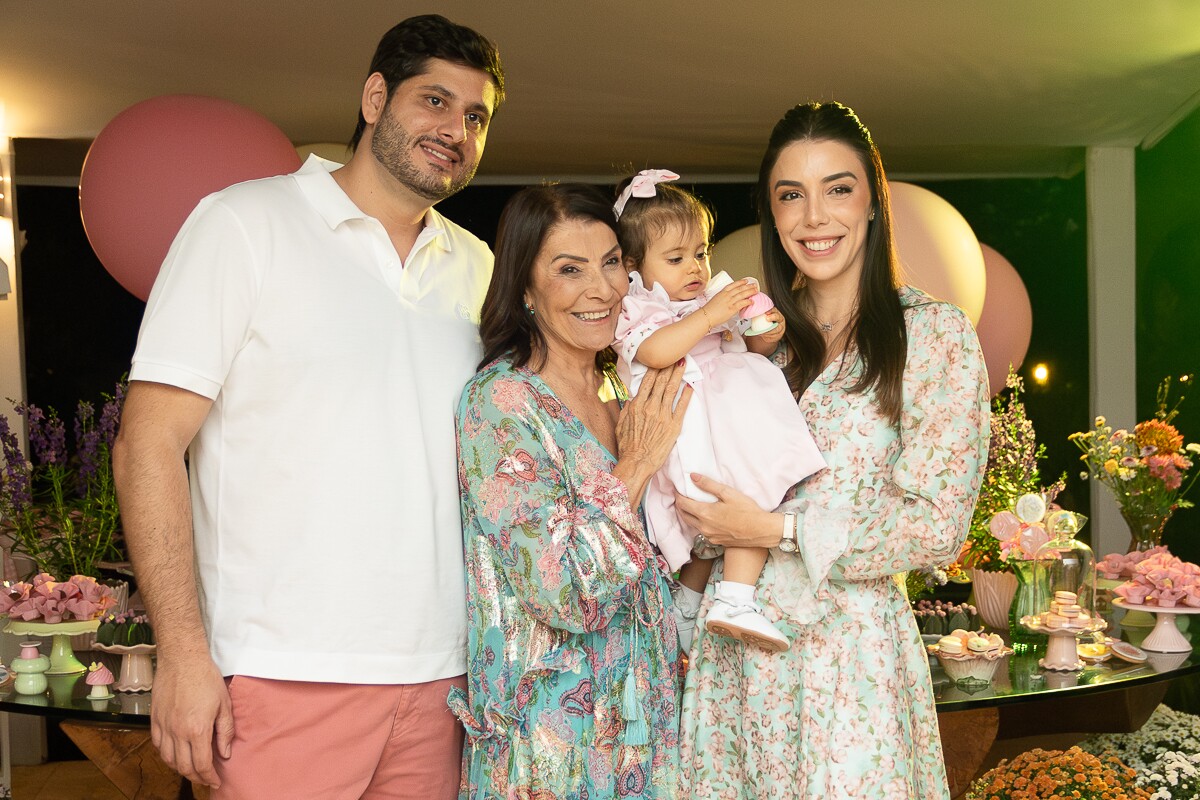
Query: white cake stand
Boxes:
[
  {"xmin": 1020, "ymin": 613, "xmax": 1106, "ymax": 671},
  {"xmin": 1113, "ymin": 599, "xmax": 1200, "ymax": 653},
  {"xmin": 93, "ymin": 643, "xmax": 156, "ymax": 692}
]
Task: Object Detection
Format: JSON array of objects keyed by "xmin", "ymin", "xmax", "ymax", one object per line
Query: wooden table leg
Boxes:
[
  {"xmin": 937, "ymin": 706, "xmax": 999, "ymax": 800},
  {"xmin": 58, "ymin": 721, "xmax": 209, "ymax": 800}
]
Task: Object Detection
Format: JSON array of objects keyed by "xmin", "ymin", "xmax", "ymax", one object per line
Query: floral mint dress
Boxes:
[
  {"xmin": 451, "ymin": 358, "xmax": 681, "ymax": 800},
  {"xmin": 679, "ymin": 287, "xmax": 990, "ymax": 799}
]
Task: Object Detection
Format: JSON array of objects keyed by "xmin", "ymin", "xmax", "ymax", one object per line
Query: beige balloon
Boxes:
[
  {"xmin": 710, "ymin": 224, "xmax": 764, "ymax": 284},
  {"xmin": 888, "ymin": 181, "xmax": 986, "ymax": 324}
]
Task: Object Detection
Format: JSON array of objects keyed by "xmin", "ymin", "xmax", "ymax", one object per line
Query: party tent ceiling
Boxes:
[{"xmin": 4, "ymin": 1, "xmax": 1200, "ymax": 180}]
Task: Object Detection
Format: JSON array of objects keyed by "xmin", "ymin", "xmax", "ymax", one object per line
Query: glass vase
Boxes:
[
  {"xmin": 1008, "ymin": 559, "xmax": 1048, "ymax": 653},
  {"xmin": 1121, "ymin": 509, "xmax": 1171, "ymax": 553}
]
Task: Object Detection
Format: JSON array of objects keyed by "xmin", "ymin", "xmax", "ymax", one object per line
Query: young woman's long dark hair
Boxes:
[
  {"xmin": 757, "ymin": 102, "xmax": 908, "ymax": 425},
  {"xmin": 478, "ymin": 183, "xmax": 619, "ymax": 371}
]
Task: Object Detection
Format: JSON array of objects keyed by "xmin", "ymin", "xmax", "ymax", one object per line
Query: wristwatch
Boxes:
[{"xmin": 779, "ymin": 511, "xmax": 799, "ymax": 553}]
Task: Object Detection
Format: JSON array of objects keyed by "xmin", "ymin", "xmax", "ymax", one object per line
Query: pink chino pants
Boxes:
[{"xmin": 213, "ymin": 675, "xmax": 466, "ymax": 799}]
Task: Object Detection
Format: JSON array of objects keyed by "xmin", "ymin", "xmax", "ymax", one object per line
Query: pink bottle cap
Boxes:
[{"xmin": 19, "ymin": 641, "xmax": 42, "ymax": 660}]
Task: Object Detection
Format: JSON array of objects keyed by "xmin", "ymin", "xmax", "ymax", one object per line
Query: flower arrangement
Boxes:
[
  {"xmin": 966, "ymin": 746, "xmax": 1149, "ymax": 799},
  {"xmin": 0, "ymin": 381, "xmax": 127, "ymax": 579},
  {"xmin": 961, "ymin": 371, "xmax": 1065, "ymax": 573},
  {"xmin": 0, "ymin": 573, "xmax": 117, "ymax": 623},
  {"xmin": 1070, "ymin": 375, "xmax": 1199, "ymax": 551},
  {"xmin": 1082, "ymin": 705, "xmax": 1200, "ymax": 799},
  {"xmin": 904, "ymin": 560, "xmax": 968, "ymax": 600}
]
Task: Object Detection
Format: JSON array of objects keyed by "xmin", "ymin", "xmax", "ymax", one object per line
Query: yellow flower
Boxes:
[{"xmin": 1104, "ymin": 459, "xmax": 1118, "ymax": 475}]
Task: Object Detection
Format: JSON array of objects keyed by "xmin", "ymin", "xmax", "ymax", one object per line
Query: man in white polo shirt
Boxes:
[{"xmin": 112, "ymin": 16, "xmax": 503, "ymax": 798}]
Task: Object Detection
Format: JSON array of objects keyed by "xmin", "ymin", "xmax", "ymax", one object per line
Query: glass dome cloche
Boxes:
[{"xmin": 1020, "ymin": 510, "xmax": 1104, "ymax": 670}]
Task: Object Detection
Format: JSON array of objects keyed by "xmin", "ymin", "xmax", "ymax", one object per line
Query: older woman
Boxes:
[
  {"xmin": 677, "ymin": 103, "xmax": 990, "ymax": 799},
  {"xmin": 450, "ymin": 184, "xmax": 688, "ymax": 799}
]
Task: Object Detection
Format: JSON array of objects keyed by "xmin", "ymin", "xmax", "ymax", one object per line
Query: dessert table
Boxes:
[
  {"xmin": 3, "ymin": 639, "xmax": 1198, "ymax": 800},
  {"xmin": 0, "ymin": 668, "xmax": 207, "ymax": 799},
  {"xmin": 933, "ymin": 640, "xmax": 1200, "ymax": 797}
]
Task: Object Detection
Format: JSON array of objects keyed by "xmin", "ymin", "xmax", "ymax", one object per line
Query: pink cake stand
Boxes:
[
  {"xmin": 1113, "ymin": 599, "xmax": 1200, "ymax": 653},
  {"xmin": 1020, "ymin": 613, "xmax": 1106, "ymax": 671}
]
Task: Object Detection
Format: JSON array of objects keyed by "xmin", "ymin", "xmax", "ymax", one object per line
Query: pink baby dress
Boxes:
[{"xmin": 614, "ymin": 272, "xmax": 826, "ymax": 571}]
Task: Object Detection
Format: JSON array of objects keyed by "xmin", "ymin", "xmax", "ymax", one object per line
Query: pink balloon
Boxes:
[
  {"xmin": 975, "ymin": 243, "xmax": 1033, "ymax": 396},
  {"xmin": 80, "ymin": 95, "xmax": 301, "ymax": 301},
  {"xmin": 888, "ymin": 182, "xmax": 986, "ymax": 324}
]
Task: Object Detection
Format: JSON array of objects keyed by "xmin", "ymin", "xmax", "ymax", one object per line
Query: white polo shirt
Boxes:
[{"xmin": 130, "ymin": 156, "xmax": 491, "ymax": 683}]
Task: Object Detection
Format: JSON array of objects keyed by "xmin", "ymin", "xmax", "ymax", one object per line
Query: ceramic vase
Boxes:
[
  {"xmin": 970, "ymin": 568, "xmax": 1017, "ymax": 630},
  {"xmin": 12, "ymin": 641, "xmax": 50, "ymax": 695}
]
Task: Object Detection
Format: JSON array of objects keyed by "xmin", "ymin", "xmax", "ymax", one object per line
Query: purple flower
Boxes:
[
  {"xmin": 75, "ymin": 401, "xmax": 101, "ymax": 485},
  {"xmin": 97, "ymin": 382, "xmax": 125, "ymax": 449},
  {"xmin": 16, "ymin": 402, "xmax": 67, "ymax": 467},
  {"xmin": 0, "ymin": 414, "xmax": 33, "ymax": 512}
]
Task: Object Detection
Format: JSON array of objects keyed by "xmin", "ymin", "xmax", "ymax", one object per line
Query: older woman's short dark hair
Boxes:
[{"xmin": 478, "ymin": 184, "xmax": 618, "ymax": 371}]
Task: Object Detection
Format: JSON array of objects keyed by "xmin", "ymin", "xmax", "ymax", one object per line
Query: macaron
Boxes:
[
  {"xmin": 967, "ymin": 636, "xmax": 991, "ymax": 654},
  {"xmin": 1055, "ymin": 591, "xmax": 1078, "ymax": 605},
  {"xmin": 938, "ymin": 636, "xmax": 964, "ymax": 655}
]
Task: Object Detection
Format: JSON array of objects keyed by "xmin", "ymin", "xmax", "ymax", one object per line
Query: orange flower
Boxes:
[{"xmin": 1135, "ymin": 418, "xmax": 1184, "ymax": 455}]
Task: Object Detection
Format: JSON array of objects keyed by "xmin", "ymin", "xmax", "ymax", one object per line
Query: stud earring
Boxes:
[
  {"xmin": 525, "ymin": 303, "xmax": 535, "ymax": 315},
  {"xmin": 869, "ymin": 209, "xmax": 876, "ymax": 221}
]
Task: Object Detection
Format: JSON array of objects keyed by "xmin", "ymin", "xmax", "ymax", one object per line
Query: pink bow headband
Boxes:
[{"xmin": 613, "ymin": 169, "xmax": 680, "ymax": 219}]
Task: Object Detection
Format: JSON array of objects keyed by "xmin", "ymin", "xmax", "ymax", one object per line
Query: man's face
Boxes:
[{"xmin": 370, "ymin": 58, "xmax": 497, "ymax": 202}]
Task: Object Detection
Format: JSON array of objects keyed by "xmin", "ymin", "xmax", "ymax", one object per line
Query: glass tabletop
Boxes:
[
  {"xmin": 5, "ymin": 640, "xmax": 1199, "ymax": 721},
  {"xmin": 932, "ymin": 642, "xmax": 1200, "ymax": 712},
  {"xmin": 1, "ymin": 668, "xmax": 152, "ymax": 724}
]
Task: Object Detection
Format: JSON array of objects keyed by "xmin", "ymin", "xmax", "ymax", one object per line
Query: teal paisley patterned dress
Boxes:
[
  {"xmin": 680, "ymin": 288, "xmax": 990, "ymax": 799},
  {"xmin": 451, "ymin": 358, "xmax": 681, "ymax": 800}
]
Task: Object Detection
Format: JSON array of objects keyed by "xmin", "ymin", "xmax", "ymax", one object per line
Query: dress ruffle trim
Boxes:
[{"xmin": 766, "ymin": 500, "xmax": 852, "ymax": 624}]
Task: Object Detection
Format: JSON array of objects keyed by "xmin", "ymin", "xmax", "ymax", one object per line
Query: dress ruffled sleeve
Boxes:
[
  {"xmin": 769, "ymin": 300, "xmax": 989, "ymax": 624},
  {"xmin": 457, "ymin": 370, "xmax": 652, "ymax": 632},
  {"xmin": 614, "ymin": 273, "xmax": 684, "ymax": 372}
]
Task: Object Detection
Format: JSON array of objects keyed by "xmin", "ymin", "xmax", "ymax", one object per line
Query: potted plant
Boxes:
[{"xmin": 0, "ymin": 380, "xmax": 127, "ymax": 582}]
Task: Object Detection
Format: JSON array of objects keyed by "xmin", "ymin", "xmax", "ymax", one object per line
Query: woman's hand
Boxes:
[
  {"xmin": 675, "ymin": 474, "xmax": 783, "ymax": 549},
  {"xmin": 612, "ymin": 362, "xmax": 692, "ymax": 505}
]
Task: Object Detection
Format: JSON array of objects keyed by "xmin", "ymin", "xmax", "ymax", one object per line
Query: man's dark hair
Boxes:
[{"xmin": 349, "ymin": 14, "xmax": 505, "ymax": 151}]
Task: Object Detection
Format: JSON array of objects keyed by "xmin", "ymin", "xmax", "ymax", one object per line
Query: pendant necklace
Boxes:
[{"xmin": 814, "ymin": 309, "xmax": 854, "ymax": 333}]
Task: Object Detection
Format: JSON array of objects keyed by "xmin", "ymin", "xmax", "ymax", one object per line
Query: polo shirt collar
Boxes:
[{"xmin": 294, "ymin": 154, "xmax": 453, "ymax": 255}]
